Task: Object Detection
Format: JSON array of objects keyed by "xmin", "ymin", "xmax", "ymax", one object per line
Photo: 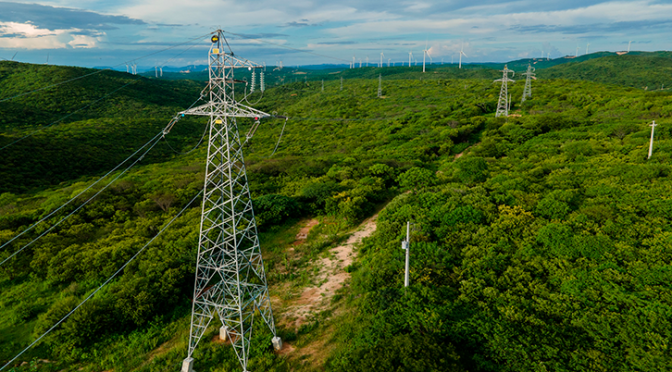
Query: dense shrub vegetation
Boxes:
[{"xmin": 1, "ymin": 57, "xmax": 672, "ymax": 371}]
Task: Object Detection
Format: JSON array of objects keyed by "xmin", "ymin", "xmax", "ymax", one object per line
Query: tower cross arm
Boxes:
[
  {"xmin": 225, "ymin": 54, "xmax": 264, "ymax": 69},
  {"xmin": 179, "ymin": 102, "xmax": 271, "ymax": 119}
]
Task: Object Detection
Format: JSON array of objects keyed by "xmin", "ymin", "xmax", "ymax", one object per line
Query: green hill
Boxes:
[
  {"xmin": 538, "ymin": 52, "xmax": 672, "ymax": 88},
  {"xmin": 0, "ymin": 61, "xmax": 206, "ymax": 193},
  {"xmin": 1, "ymin": 61, "xmax": 672, "ymax": 372}
]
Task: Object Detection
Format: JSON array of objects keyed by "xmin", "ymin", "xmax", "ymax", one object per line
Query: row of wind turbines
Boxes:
[{"xmin": 349, "ymin": 43, "xmax": 468, "ymax": 72}]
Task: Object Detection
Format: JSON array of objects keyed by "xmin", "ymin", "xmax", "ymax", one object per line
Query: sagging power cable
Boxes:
[
  {"xmin": 0, "ymin": 189, "xmax": 204, "ymax": 371},
  {"xmin": 0, "ymin": 132, "xmax": 164, "ymax": 268},
  {"xmin": 0, "ymin": 32, "xmax": 212, "ymax": 104}
]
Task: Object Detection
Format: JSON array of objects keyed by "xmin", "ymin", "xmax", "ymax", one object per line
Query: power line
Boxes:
[
  {"xmin": 0, "ymin": 130, "xmax": 165, "ymax": 255},
  {"xmin": 0, "ymin": 132, "xmax": 164, "ymax": 268},
  {"xmin": 0, "ymin": 188, "xmax": 204, "ymax": 372},
  {"xmin": 0, "ymin": 81, "xmax": 137, "ymax": 151},
  {"xmin": 0, "ymin": 32, "xmax": 212, "ymax": 104},
  {"xmin": 222, "ymin": 30, "xmax": 350, "ymax": 63}
]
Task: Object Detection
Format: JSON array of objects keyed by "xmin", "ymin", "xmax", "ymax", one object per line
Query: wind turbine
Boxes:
[
  {"xmin": 380, "ymin": 51, "xmax": 384, "ymax": 68},
  {"xmin": 388, "ymin": 58, "xmax": 391, "ymax": 67},
  {"xmin": 408, "ymin": 51, "xmax": 413, "ymax": 67},
  {"xmin": 422, "ymin": 42, "xmax": 431, "ymax": 73},
  {"xmin": 45, "ymin": 53, "xmax": 49, "ymax": 65},
  {"xmin": 459, "ymin": 43, "xmax": 467, "ymax": 69},
  {"xmin": 628, "ymin": 40, "xmax": 632, "ymax": 53},
  {"xmin": 352, "ymin": 55, "xmax": 355, "ymax": 69},
  {"xmin": 586, "ymin": 43, "xmax": 590, "ymax": 55}
]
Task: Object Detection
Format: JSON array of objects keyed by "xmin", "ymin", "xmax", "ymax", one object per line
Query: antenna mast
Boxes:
[
  {"xmin": 494, "ymin": 65, "xmax": 515, "ymax": 118},
  {"xmin": 401, "ymin": 221, "xmax": 410, "ymax": 287},
  {"xmin": 179, "ymin": 30, "xmax": 280, "ymax": 372},
  {"xmin": 520, "ymin": 64, "xmax": 535, "ymax": 103}
]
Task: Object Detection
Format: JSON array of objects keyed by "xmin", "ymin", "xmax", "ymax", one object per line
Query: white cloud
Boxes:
[{"xmin": 0, "ymin": 21, "xmax": 101, "ymax": 49}]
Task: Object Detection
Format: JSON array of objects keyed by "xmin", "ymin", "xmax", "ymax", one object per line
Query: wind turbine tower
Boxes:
[
  {"xmin": 494, "ymin": 65, "xmax": 515, "ymax": 118},
  {"xmin": 586, "ymin": 43, "xmax": 590, "ymax": 55},
  {"xmin": 380, "ymin": 51, "xmax": 384, "ymax": 68},
  {"xmin": 408, "ymin": 51, "xmax": 413, "ymax": 67},
  {"xmin": 628, "ymin": 40, "xmax": 632, "ymax": 53},
  {"xmin": 521, "ymin": 64, "xmax": 535, "ymax": 103},
  {"xmin": 422, "ymin": 42, "xmax": 431, "ymax": 73},
  {"xmin": 459, "ymin": 44, "xmax": 467, "ymax": 69},
  {"xmin": 178, "ymin": 30, "xmax": 280, "ymax": 372}
]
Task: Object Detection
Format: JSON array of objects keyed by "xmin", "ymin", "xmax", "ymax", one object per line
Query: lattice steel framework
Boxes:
[
  {"xmin": 180, "ymin": 30, "xmax": 279, "ymax": 372},
  {"xmin": 495, "ymin": 65, "xmax": 515, "ymax": 118},
  {"xmin": 521, "ymin": 64, "xmax": 535, "ymax": 103}
]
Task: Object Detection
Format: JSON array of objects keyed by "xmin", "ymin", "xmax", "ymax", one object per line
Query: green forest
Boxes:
[{"xmin": 1, "ymin": 52, "xmax": 672, "ymax": 372}]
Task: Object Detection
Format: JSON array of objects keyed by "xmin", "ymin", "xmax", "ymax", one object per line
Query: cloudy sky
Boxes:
[{"xmin": 1, "ymin": 0, "xmax": 671, "ymax": 68}]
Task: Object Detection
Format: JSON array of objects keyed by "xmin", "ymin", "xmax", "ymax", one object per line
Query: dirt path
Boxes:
[
  {"xmin": 454, "ymin": 142, "xmax": 480, "ymax": 161},
  {"xmin": 285, "ymin": 214, "xmax": 378, "ymax": 330}
]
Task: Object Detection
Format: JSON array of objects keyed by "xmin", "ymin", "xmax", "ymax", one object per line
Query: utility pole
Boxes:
[
  {"xmin": 377, "ymin": 74, "xmax": 382, "ymax": 98},
  {"xmin": 401, "ymin": 221, "xmax": 410, "ymax": 287},
  {"xmin": 178, "ymin": 30, "xmax": 280, "ymax": 372},
  {"xmin": 521, "ymin": 64, "xmax": 535, "ymax": 103},
  {"xmin": 495, "ymin": 65, "xmax": 515, "ymax": 118},
  {"xmin": 649, "ymin": 120, "xmax": 657, "ymax": 159}
]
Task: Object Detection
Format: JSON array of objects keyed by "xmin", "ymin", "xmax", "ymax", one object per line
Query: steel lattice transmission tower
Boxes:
[
  {"xmin": 179, "ymin": 30, "xmax": 281, "ymax": 372},
  {"xmin": 494, "ymin": 65, "xmax": 515, "ymax": 118},
  {"xmin": 520, "ymin": 64, "xmax": 535, "ymax": 103}
]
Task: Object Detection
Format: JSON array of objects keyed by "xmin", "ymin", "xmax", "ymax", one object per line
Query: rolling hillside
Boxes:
[{"xmin": 1, "ymin": 61, "xmax": 672, "ymax": 372}]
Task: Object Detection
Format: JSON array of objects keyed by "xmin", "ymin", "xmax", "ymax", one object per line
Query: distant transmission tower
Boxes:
[
  {"xmin": 494, "ymin": 65, "xmax": 515, "ymax": 118},
  {"xmin": 520, "ymin": 64, "xmax": 535, "ymax": 103},
  {"xmin": 178, "ymin": 30, "xmax": 280, "ymax": 372},
  {"xmin": 378, "ymin": 74, "xmax": 382, "ymax": 97}
]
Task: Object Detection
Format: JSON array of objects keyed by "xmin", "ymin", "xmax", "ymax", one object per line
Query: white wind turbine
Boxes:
[
  {"xmin": 628, "ymin": 40, "xmax": 632, "ymax": 53},
  {"xmin": 586, "ymin": 43, "xmax": 590, "ymax": 55},
  {"xmin": 459, "ymin": 43, "xmax": 467, "ymax": 69},
  {"xmin": 408, "ymin": 51, "xmax": 413, "ymax": 67},
  {"xmin": 422, "ymin": 42, "xmax": 431, "ymax": 72},
  {"xmin": 380, "ymin": 51, "xmax": 384, "ymax": 68}
]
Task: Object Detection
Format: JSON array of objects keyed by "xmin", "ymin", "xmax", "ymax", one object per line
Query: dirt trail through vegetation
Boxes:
[
  {"xmin": 285, "ymin": 214, "xmax": 378, "ymax": 330},
  {"xmin": 454, "ymin": 142, "xmax": 480, "ymax": 160}
]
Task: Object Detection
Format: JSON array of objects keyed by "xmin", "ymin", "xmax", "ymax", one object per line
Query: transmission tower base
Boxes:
[
  {"xmin": 181, "ymin": 357, "xmax": 194, "ymax": 372},
  {"xmin": 219, "ymin": 326, "xmax": 228, "ymax": 341},
  {"xmin": 272, "ymin": 336, "xmax": 283, "ymax": 351}
]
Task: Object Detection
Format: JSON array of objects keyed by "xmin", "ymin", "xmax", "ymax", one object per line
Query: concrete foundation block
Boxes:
[
  {"xmin": 219, "ymin": 326, "xmax": 228, "ymax": 341},
  {"xmin": 272, "ymin": 336, "xmax": 282, "ymax": 351},
  {"xmin": 181, "ymin": 357, "xmax": 194, "ymax": 372}
]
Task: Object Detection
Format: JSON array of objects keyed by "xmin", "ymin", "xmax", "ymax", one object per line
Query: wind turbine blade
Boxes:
[{"xmin": 462, "ymin": 52, "xmax": 467, "ymax": 57}]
